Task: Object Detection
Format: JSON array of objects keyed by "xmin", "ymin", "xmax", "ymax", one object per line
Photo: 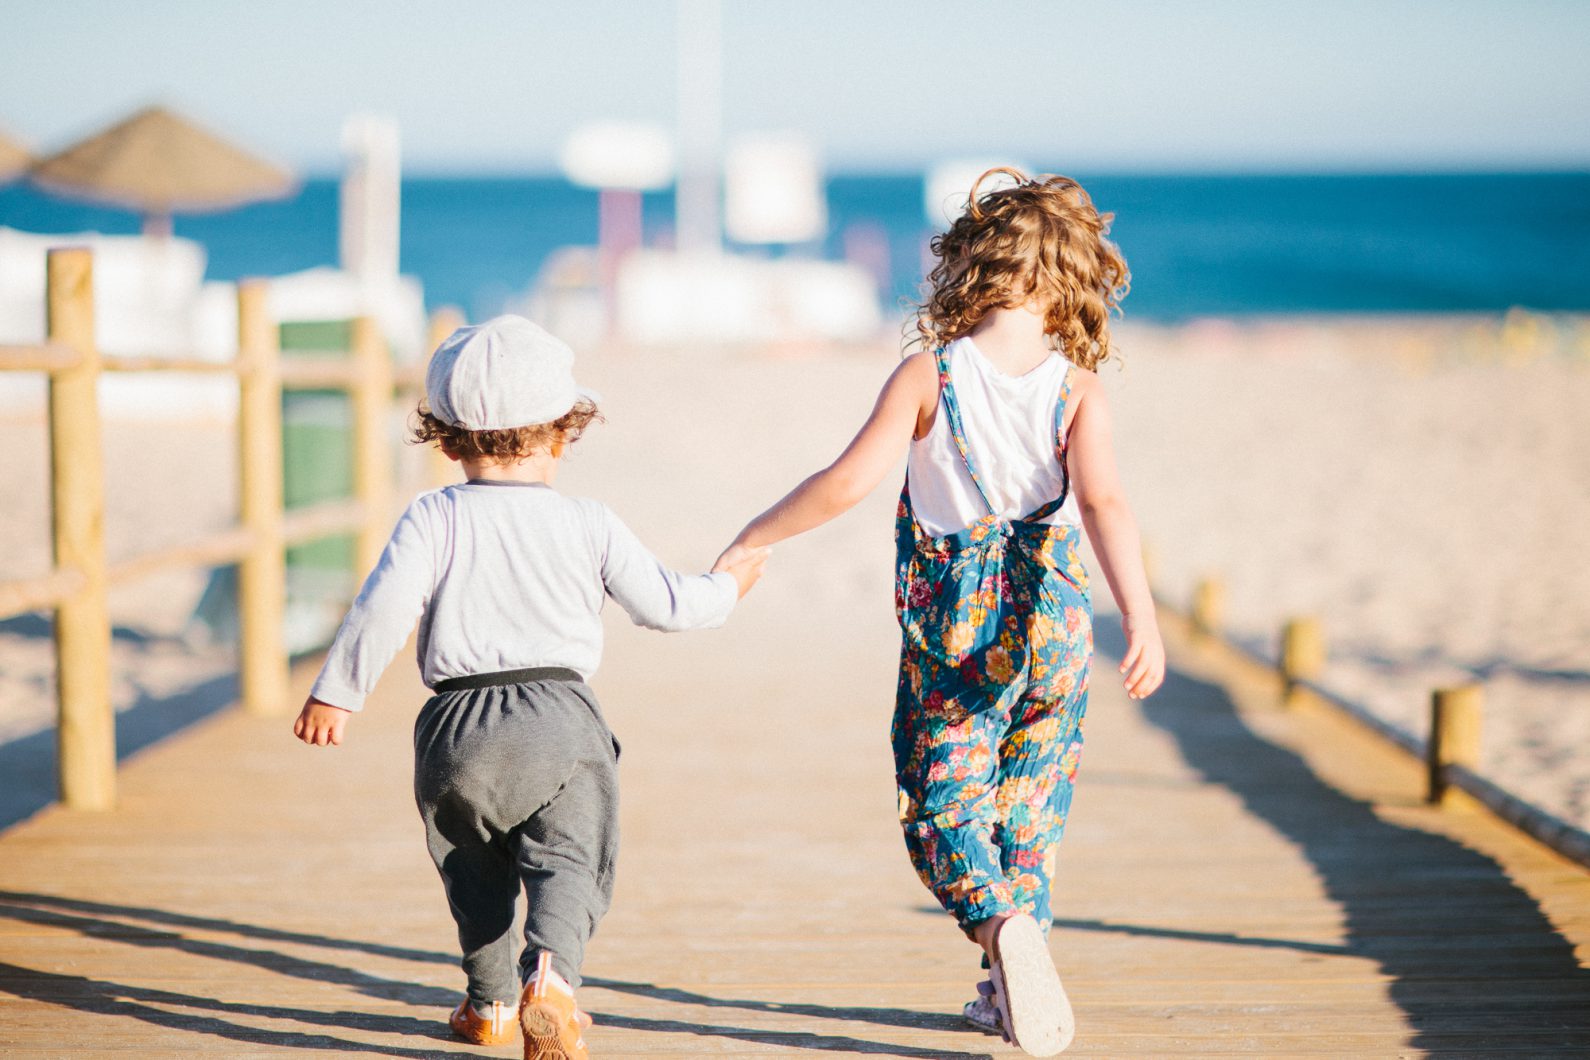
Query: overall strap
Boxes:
[
  {"xmin": 933, "ymin": 345, "xmax": 997, "ymax": 516},
  {"xmin": 1023, "ymin": 363, "xmax": 1075, "ymax": 522}
]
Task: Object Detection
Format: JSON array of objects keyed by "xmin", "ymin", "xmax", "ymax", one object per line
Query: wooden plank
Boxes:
[
  {"xmin": 0, "ymin": 341, "xmax": 80, "ymax": 372},
  {"xmin": 104, "ymin": 526, "xmax": 254, "ymax": 586},
  {"xmin": 100, "ymin": 354, "xmax": 238, "ymax": 374},
  {"xmin": 281, "ymin": 499, "xmax": 365, "ymax": 547},
  {"xmin": 0, "ymin": 568, "xmax": 83, "ymax": 620},
  {"xmin": 278, "ymin": 358, "xmax": 360, "ymax": 388},
  {"xmin": 1, "ymin": 354, "xmax": 1588, "ymax": 1055}
]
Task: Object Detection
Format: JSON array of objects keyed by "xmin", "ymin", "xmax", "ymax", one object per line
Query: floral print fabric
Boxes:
[{"xmin": 892, "ymin": 347, "xmax": 1092, "ymax": 932}]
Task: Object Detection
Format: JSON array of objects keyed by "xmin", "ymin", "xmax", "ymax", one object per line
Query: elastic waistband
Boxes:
[{"xmin": 431, "ymin": 667, "xmax": 584, "ymax": 693}]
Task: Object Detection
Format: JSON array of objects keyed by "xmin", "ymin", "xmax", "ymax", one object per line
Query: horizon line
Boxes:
[{"xmin": 281, "ymin": 162, "xmax": 1590, "ymax": 182}]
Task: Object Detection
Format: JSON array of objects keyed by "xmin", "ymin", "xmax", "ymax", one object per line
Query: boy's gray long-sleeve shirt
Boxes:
[{"xmin": 309, "ymin": 480, "xmax": 737, "ymax": 711}]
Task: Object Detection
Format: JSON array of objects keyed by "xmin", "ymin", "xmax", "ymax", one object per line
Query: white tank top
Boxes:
[{"xmin": 905, "ymin": 337, "xmax": 1080, "ymax": 538}]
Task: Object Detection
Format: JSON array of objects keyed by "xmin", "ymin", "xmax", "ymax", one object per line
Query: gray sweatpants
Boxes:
[{"xmin": 413, "ymin": 677, "xmax": 619, "ymax": 1003}]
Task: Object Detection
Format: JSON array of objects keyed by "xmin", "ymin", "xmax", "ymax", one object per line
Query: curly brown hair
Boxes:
[
  {"xmin": 915, "ymin": 168, "xmax": 1130, "ymax": 369},
  {"xmin": 409, "ymin": 399, "xmax": 602, "ymax": 463}
]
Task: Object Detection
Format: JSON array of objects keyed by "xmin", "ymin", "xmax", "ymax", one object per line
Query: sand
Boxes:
[
  {"xmin": 2, "ymin": 312, "xmax": 1587, "ymax": 834},
  {"xmin": 1104, "ymin": 314, "xmax": 1590, "ymax": 830}
]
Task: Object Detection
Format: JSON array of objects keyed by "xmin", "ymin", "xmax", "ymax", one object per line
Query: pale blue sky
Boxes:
[{"xmin": 3, "ymin": 0, "xmax": 1587, "ymax": 174}]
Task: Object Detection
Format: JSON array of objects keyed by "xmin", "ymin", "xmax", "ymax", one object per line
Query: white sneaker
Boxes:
[
  {"xmin": 988, "ymin": 914, "xmax": 1074, "ymax": 1056},
  {"xmin": 962, "ymin": 981, "xmax": 1004, "ymax": 1035}
]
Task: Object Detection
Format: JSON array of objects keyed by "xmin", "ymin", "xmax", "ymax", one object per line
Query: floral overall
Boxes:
[{"xmin": 892, "ymin": 346, "xmax": 1092, "ymax": 934}]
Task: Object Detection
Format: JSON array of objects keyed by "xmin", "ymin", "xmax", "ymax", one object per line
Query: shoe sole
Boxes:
[
  {"xmin": 992, "ymin": 915, "xmax": 1074, "ymax": 1056},
  {"xmin": 520, "ymin": 999, "xmax": 585, "ymax": 1059},
  {"xmin": 962, "ymin": 1007, "xmax": 1002, "ymax": 1035}
]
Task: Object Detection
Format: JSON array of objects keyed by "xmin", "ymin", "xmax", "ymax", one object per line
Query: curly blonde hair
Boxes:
[
  {"xmin": 916, "ymin": 168, "xmax": 1130, "ymax": 369},
  {"xmin": 410, "ymin": 399, "xmax": 602, "ymax": 463}
]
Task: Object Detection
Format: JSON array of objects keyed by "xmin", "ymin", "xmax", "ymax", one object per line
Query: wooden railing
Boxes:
[
  {"xmin": 0, "ymin": 247, "xmax": 462, "ymax": 811},
  {"xmin": 1162, "ymin": 562, "xmax": 1590, "ymax": 867}
]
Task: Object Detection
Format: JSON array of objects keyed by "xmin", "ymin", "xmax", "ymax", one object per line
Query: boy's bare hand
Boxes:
[
  {"xmin": 713, "ymin": 543, "xmax": 771, "ymax": 599},
  {"xmin": 1119, "ymin": 614, "xmax": 1166, "ymax": 699},
  {"xmin": 293, "ymin": 697, "xmax": 352, "ymax": 746}
]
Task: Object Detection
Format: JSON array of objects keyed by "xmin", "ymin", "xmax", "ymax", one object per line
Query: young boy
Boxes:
[{"xmin": 293, "ymin": 315, "xmax": 767, "ymax": 1059}]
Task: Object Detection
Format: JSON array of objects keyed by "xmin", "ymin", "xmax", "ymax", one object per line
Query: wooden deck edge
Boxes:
[{"xmin": 1154, "ymin": 598, "xmax": 1590, "ymax": 871}]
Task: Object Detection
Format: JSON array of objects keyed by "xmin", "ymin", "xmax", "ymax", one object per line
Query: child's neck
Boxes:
[
  {"xmin": 967, "ymin": 304, "xmax": 1054, "ymax": 376},
  {"xmin": 460, "ymin": 450, "xmax": 561, "ymax": 486}
]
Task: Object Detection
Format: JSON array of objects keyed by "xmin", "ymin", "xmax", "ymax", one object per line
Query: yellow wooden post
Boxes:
[
  {"xmin": 423, "ymin": 308, "xmax": 464, "ymax": 488},
  {"xmin": 350, "ymin": 316, "xmax": 394, "ymax": 577},
  {"xmin": 1279, "ymin": 616, "xmax": 1326, "ymax": 707},
  {"xmin": 427, "ymin": 307, "xmax": 464, "ymax": 349},
  {"xmin": 236, "ymin": 280, "xmax": 290, "ymax": 716},
  {"xmin": 1427, "ymin": 685, "xmax": 1483, "ymax": 805},
  {"xmin": 47, "ymin": 248, "xmax": 114, "ymax": 810},
  {"xmin": 1191, "ymin": 576, "xmax": 1224, "ymax": 638}
]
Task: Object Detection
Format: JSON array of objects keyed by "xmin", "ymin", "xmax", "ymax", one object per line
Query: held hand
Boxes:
[
  {"xmin": 293, "ymin": 697, "xmax": 352, "ymax": 746},
  {"xmin": 711, "ymin": 541, "xmax": 757, "ymax": 574},
  {"xmin": 713, "ymin": 543, "xmax": 771, "ymax": 599},
  {"xmin": 1118, "ymin": 613, "xmax": 1165, "ymax": 700}
]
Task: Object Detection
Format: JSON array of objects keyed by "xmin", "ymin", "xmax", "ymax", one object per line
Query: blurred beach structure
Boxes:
[
  {"xmin": 4, "ymin": 144, "xmax": 1588, "ymax": 810},
  {"xmin": 1, "ymin": 0, "xmax": 1588, "ymax": 862}
]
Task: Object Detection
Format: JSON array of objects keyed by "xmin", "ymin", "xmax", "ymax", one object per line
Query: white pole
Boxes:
[
  {"xmin": 675, "ymin": 0, "xmax": 722, "ymax": 256},
  {"xmin": 340, "ymin": 114, "xmax": 402, "ymax": 283}
]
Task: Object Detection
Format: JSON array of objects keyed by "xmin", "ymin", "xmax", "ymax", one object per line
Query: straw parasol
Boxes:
[
  {"xmin": 0, "ymin": 128, "xmax": 29, "ymax": 183},
  {"xmin": 29, "ymin": 104, "xmax": 295, "ymax": 235}
]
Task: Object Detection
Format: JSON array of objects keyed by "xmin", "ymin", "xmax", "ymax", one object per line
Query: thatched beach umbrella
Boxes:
[
  {"xmin": 0, "ymin": 128, "xmax": 29, "ymax": 182},
  {"xmin": 29, "ymin": 104, "xmax": 294, "ymax": 235}
]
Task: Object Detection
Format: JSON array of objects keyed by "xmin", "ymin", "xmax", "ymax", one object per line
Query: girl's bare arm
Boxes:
[
  {"xmin": 724, "ymin": 352, "xmax": 938, "ymax": 552},
  {"xmin": 1067, "ymin": 373, "xmax": 1165, "ymax": 699}
]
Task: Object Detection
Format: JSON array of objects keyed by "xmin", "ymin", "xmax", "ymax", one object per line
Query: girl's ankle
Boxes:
[{"xmin": 971, "ymin": 911, "xmax": 1017, "ymax": 961}]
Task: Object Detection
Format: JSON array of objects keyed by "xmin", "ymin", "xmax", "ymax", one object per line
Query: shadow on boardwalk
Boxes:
[
  {"xmin": 0, "ymin": 891, "xmax": 457, "ymax": 1056},
  {"xmin": 582, "ymin": 978, "xmax": 992, "ymax": 1058},
  {"xmin": 0, "ymin": 611, "xmax": 243, "ymax": 833},
  {"xmin": 1098, "ymin": 623, "xmax": 1590, "ymax": 1055},
  {"xmin": 0, "ymin": 891, "xmax": 994, "ymax": 1058},
  {"xmin": 0, "ymin": 673, "xmax": 238, "ymax": 832}
]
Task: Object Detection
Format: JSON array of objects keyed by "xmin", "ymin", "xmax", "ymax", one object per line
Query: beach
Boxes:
[
  {"xmin": 1107, "ymin": 315, "xmax": 1590, "ymax": 829},
  {"xmin": 2, "ymin": 313, "xmax": 1587, "ymax": 834}
]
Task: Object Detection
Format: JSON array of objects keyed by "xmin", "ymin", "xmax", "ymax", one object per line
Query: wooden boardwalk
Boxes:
[{"xmin": 2, "ymin": 598, "xmax": 1588, "ymax": 1056}]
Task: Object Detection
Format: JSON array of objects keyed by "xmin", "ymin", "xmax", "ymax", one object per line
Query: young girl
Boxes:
[{"xmin": 716, "ymin": 169, "xmax": 1164, "ymax": 1056}]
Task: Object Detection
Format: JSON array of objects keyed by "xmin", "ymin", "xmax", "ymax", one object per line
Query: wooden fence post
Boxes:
[
  {"xmin": 350, "ymin": 316, "xmax": 393, "ymax": 577},
  {"xmin": 1191, "ymin": 576, "xmax": 1224, "ymax": 638},
  {"xmin": 427, "ymin": 307, "xmax": 464, "ymax": 350},
  {"xmin": 1279, "ymin": 616, "xmax": 1326, "ymax": 707},
  {"xmin": 47, "ymin": 248, "xmax": 114, "ymax": 810},
  {"xmin": 1427, "ymin": 685, "xmax": 1483, "ymax": 805},
  {"xmin": 236, "ymin": 280, "xmax": 290, "ymax": 716},
  {"xmin": 424, "ymin": 308, "xmax": 464, "ymax": 488}
]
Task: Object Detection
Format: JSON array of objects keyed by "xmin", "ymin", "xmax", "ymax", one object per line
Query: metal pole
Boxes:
[{"xmin": 675, "ymin": 0, "xmax": 723, "ymax": 255}]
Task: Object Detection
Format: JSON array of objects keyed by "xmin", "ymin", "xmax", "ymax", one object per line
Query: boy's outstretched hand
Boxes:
[
  {"xmin": 293, "ymin": 697, "xmax": 352, "ymax": 746},
  {"xmin": 1119, "ymin": 614, "xmax": 1166, "ymax": 700},
  {"xmin": 712, "ymin": 543, "xmax": 772, "ymax": 599}
]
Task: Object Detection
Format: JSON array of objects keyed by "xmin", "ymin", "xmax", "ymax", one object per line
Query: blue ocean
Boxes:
[{"xmin": 1, "ymin": 172, "xmax": 1586, "ymax": 322}]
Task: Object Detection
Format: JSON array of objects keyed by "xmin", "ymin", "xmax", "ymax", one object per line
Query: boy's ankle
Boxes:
[
  {"xmin": 469, "ymin": 998, "xmax": 512, "ymax": 1020},
  {"xmin": 524, "ymin": 951, "xmax": 574, "ymax": 996}
]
